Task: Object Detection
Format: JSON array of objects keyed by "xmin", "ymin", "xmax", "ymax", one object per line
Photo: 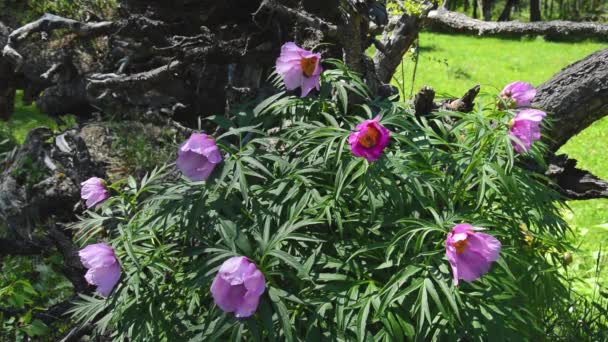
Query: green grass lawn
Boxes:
[
  {"xmin": 560, "ymin": 117, "xmax": 608, "ymax": 297},
  {"xmin": 394, "ymin": 32, "xmax": 608, "ymax": 296},
  {"xmin": 393, "ymin": 32, "xmax": 605, "ymax": 98}
]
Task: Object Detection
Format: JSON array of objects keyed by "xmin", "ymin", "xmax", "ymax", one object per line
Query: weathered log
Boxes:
[
  {"xmin": 534, "ymin": 48, "xmax": 608, "ymax": 152},
  {"xmin": 427, "ymin": 8, "xmax": 608, "ymax": 40}
]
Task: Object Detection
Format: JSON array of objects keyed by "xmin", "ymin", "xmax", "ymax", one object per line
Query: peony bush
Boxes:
[{"xmin": 69, "ymin": 44, "xmax": 575, "ymax": 340}]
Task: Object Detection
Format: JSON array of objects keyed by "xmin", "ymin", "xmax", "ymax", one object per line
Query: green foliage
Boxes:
[
  {"xmin": 386, "ymin": 0, "xmax": 434, "ymax": 16},
  {"xmin": 10, "ymin": 156, "xmax": 47, "ymax": 189},
  {"xmin": 0, "ymin": 256, "xmax": 73, "ymax": 341},
  {"xmin": 27, "ymin": 0, "xmax": 117, "ymax": 20},
  {"xmin": 70, "ymin": 60, "xmax": 588, "ymax": 340},
  {"xmin": 0, "ymin": 0, "xmax": 117, "ymax": 24}
]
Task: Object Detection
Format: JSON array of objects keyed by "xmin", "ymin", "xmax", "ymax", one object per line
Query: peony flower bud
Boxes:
[{"xmin": 210, "ymin": 256, "xmax": 266, "ymax": 318}]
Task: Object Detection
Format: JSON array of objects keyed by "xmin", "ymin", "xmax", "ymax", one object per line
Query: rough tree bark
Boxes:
[
  {"xmin": 534, "ymin": 48, "xmax": 608, "ymax": 153},
  {"xmin": 530, "ymin": 0, "xmax": 542, "ymax": 21},
  {"xmin": 498, "ymin": 0, "xmax": 518, "ymax": 21},
  {"xmin": 478, "ymin": 0, "xmax": 493, "ymax": 21},
  {"xmin": 427, "ymin": 8, "xmax": 608, "ymax": 40}
]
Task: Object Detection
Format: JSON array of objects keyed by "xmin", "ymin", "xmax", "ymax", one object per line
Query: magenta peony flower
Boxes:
[
  {"xmin": 210, "ymin": 256, "xmax": 266, "ymax": 318},
  {"xmin": 509, "ymin": 109, "xmax": 546, "ymax": 153},
  {"xmin": 275, "ymin": 42, "xmax": 323, "ymax": 97},
  {"xmin": 81, "ymin": 177, "xmax": 110, "ymax": 208},
  {"xmin": 176, "ymin": 133, "xmax": 222, "ymax": 181},
  {"xmin": 348, "ymin": 116, "xmax": 390, "ymax": 162},
  {"xmin": 79, "ymin": 243, "xmax": 121, "ymax": 297},
  {"xmin": 445, "ymin": 224, "xmax": 501, "ymax": 286},
  {"xmin": 500, "ymin": 81, "xmax": 536, "ymax": 108}
]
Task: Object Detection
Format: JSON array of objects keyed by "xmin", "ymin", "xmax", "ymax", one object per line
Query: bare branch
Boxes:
[{"xmin": 87, "ymin": 60, "xmax": 183, "ymax": 92}]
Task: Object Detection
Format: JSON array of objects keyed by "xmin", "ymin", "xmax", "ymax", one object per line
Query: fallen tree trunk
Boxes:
[
  {"xmin": 427, "ymin": 8, "xmax": 608, "ymax": 40},
  {"xmin": 534, "ymin": 48, "xmax": 608, "ymax": 152},
  {"xmin": 534, "ymin": 48, "xmax": 608, "ymax": 200}
]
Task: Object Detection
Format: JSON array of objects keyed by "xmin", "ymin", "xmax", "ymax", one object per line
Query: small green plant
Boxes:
[
  {"xmin": 0, "ymin": 255, "xmax": 73, "ymax": 341},
  {"xmin": 10, "ymin": 156, "xmax": 47, "ymax": 189},
  {"xmin": 108, "ymin": 123, "xmax": 177, "ymax": 179}
]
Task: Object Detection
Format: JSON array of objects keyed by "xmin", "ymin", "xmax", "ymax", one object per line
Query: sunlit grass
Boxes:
[{"xmin": 393, "ymin": 32, "xmax": 605, "ymax": 98}]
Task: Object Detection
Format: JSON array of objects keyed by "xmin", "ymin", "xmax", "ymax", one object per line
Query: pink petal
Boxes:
[
  {"xmin": 89, "ymin": 263, "xmax": 121, "ymax": 297},
  {"xmin": 300, "ymin": 74, "xmax": 320, "ymax": 97},
  {"xmin": 211, "ymin": 276, "xmax": 247, "ymax": 313},
  {"xmin": 454, "ymin": 248, "xmax": 492, "ymax": 282},
  {"xmin": 176, "ymin": 150, "xmax": 216, "ymax": 181},
  {"xmin": 79, "ymin": 243, "xmax": 116, "ymax": 269},
  {"xmin": 234, "ymin": 291, "xmax": 262, "ymax": 318},
  {"xmin": 283, "ymin": 69, "xmax": 304, "ymax": 91},
  {"xmin": 80, "ymin": 177, "xmax": 109, "ymax": 208},
  {"xmin": 469, "ymin": 233, "xmax": 501, "ymax": 262},
  {"xmin": 243, "ymin": 269, "xmax": 266, "ymax": 297}
]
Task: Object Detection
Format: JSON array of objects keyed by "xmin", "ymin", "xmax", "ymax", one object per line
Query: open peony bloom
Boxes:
[
  {"xmin": 211, "ymin": 256, "xmax": 266, "ymax": 318},
  {"xmin": 500, "ymin": 81, "xmax": 536, "ymax": 108},
  {"xmin": 348, "ymin": 116, "xmax": 390, "ymax": 162},
  {"xmin": 509, "ymin": 109, "xmax": 546, "ymax": 153},
  {"xmin": 275, "ymin": 42, "xmax": 323, "ymax": 97},
  {"xmin": 79, "ymin": 243, "xmax": 121, "ymax": 297},
  {"xmin": 445, "ymin": 224, "xmax": 501, "ymax": 286},
  {"xmin": 176, "ymin": 133, "xmax": 222, "ymax": 181},
  {"xmin": 81, "ymin": 177, "xmax": 110, "ymax": 208}
]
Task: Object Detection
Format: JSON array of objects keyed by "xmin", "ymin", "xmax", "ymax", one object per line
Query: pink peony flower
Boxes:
[
  {"xmin": 348, "ymin": 116, "xmax": 390, "ymax": 162},
  {"xmin": 445, "ymin": 224, "xmax": 501, "ymax": 286},
  {"xmin": 509, "ymin": 109, "xmax": 546, "ymax": 153},
  {"xmin": 500, "ymin": 81, "xmax": 536, "ymax": 108},
  {"xmin": 176, "ymin": 133, "xmax": 222, "ymax": 181},
  {"xmin": 79, "ymin": 243, "xmax": 121, "ymax": 297},
  {"xmin": 275, "ymin": 42, "xmax": 323, "ymax": 97},
  {"xmin": 210, "ymin": 256, "xmax": 266, "ymax": 318},
  {"xmin": 81, "ymin": 177, "xmax": 110, "ymax": 208}
]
